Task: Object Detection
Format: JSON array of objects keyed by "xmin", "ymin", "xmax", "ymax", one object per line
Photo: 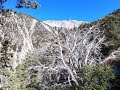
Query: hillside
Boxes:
[
  {"xmin": 79, "ymin": 9, "xmax": 120, "ymax": 55},
  {"xmin": 79, "ymin": 9, "xmax": 120, "ymax": 90},
  {"xmin": 0, "ymin": 9, "xmax": 119, "ymax": 90}
]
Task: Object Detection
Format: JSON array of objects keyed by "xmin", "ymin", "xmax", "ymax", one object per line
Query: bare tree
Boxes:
[
  {"xmin": 52, "ymin": 25, "xmax": 105, "ymax": 85},
  {"xmin": 30, "ymin": 25, "xmax": 105, "ymax": 88}
]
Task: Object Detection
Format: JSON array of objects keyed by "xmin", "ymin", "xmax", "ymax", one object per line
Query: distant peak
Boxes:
[{"xmin": 43, "ymin": 20, "xmax": 86, "ymax": 29}]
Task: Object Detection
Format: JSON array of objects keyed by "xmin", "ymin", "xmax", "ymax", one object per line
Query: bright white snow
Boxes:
[
  {"xmin": 43, "ymin": 20, "xmax": 86, "ymax": 29},
  {"xmin": 41, "ymin": 22, "xmax": 53, "ymax": 32}
]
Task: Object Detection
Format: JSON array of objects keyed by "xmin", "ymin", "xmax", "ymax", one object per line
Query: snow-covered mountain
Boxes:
[{"xmin": 43, "ymin": 20, "xmax": 85, "ymax": 29}]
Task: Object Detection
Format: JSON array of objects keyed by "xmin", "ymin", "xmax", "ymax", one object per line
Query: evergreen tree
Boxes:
[{"xmin": 0, "ymin": 0, "xmax": 39, "ymax": 11}]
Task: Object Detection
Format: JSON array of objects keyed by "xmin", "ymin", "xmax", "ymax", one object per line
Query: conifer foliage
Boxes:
[{"xmin": 0, "ymin": 0, "xmax": 39, "ymax": 11}]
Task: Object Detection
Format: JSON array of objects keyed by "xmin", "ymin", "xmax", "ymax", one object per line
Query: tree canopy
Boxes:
[{"xmin": 0, "ymin": 0, "xmax": 39, "ymax": 11}]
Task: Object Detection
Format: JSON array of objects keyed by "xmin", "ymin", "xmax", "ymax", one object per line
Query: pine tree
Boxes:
[{"xmin": 0, "ymin": 0, "xmax": 40, "ymax": 11}]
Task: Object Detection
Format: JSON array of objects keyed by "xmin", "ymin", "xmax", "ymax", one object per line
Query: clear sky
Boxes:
[{"xmin": 4, "ymin": 0, "xmax": 120, "ymax": 22}]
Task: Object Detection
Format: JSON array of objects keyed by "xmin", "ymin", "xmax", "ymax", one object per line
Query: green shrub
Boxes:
[{"xmin": 60, "ymin": 65, "xmax": 115, "ymax": 90}]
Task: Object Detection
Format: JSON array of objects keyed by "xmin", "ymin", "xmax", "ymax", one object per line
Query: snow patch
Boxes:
[{"xmin": 41, "ymin": 22, "xmax": 52, "ymax": 32}]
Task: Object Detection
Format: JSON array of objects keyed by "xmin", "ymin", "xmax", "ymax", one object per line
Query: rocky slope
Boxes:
[{"xmin": 0, "ymin": 10, "xmax": 55, "ymax": 69}]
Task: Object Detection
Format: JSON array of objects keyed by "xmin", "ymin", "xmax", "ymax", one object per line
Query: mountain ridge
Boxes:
[{"xmin": 43, "ymin": 20, "xmax": 86, "ymax": 29}]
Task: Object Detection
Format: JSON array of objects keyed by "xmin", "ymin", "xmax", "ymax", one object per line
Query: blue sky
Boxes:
[{"xmin": 4, "ymin": 0, "xmax": 120, "ymax": 22}]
